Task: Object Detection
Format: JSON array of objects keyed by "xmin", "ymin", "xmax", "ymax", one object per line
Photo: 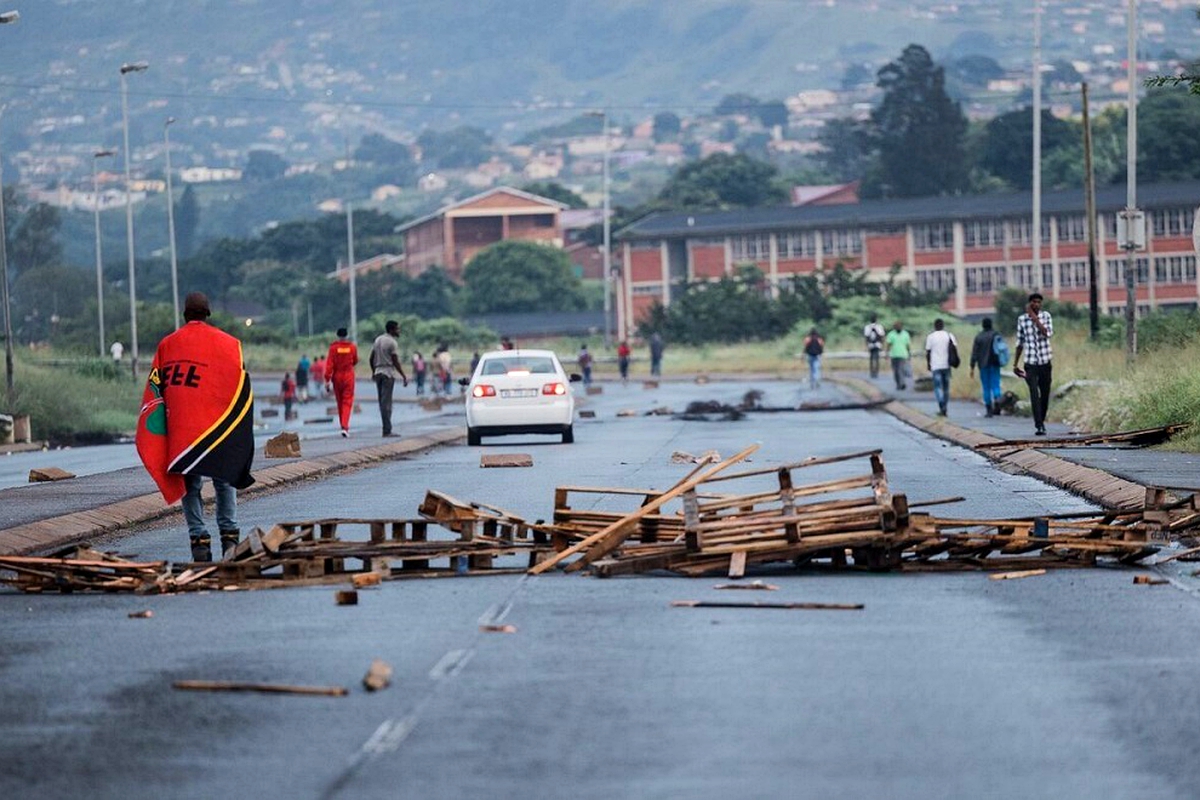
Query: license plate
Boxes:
[{"xmin": 500, "ymin": 388, "xmax": 537, "ymax": 398}]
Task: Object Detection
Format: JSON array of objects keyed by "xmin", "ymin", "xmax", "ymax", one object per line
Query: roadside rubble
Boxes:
[{"xmin": 3, "ymin": 444, "xmax": 1198, "ymax": 595}]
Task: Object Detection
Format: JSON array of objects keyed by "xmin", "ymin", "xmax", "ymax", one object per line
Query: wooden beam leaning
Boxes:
[{"xmin": 529, "ymin": 444, "xmax": 760, "ymax": 575}]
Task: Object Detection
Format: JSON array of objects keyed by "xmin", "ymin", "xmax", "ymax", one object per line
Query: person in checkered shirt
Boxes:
[{"xmin": 1013, "ymin": 292, "xmax": 1053, "ymax": 436}]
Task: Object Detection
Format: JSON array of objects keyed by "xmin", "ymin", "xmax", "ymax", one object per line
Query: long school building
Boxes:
[{"xmin": 615, "ymin": 181, "xmax": 1200, "ymax": 336}]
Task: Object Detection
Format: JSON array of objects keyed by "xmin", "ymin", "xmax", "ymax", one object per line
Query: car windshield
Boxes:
[{"xmin": 481, "ymin": 356, "xmax": 556, "ymax": 376}]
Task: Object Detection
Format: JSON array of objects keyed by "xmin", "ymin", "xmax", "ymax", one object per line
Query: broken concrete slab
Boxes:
[
  {"xmin": 481, "ymin": 453, "xmax": 533, "ymax": 468},
  {"xmin": 28, "ymin": 467, "xmax": 75, "ymax": 483},
  {"xmin": 265, "ymin": 432, "xmax": 301, "ymax": 459}
]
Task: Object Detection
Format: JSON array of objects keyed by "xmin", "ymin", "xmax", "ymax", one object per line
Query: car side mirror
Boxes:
[
  {"xmin": 458, "ymin": 377, "xmax": 470, "ymax": 386},
  {"xmin": 568, "ymin": 373, "xmax": 583, "ymax": 382}
]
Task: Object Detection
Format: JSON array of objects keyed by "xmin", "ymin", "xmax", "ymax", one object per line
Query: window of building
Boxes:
[
  {"xmin": 1058, "ymin": 260, "xmax": 1090, "ymax": 288},
  {"xmin": 630, "ymin": 241, "xmax": 661, "ymax": 251},
  {"xmin": 915, "ymin": 268, "xmax": 955, "ymax": 293},
  {"xmin": 1056, "ymin": 215, "xmax": 1087, "ymax": 243},
  {"xmin": 730, "ymin": 234, "xmax": 771, "ymax": 261},
  {"xmin": 1154, "ymin": 255, "xmax": 1198, "ymax": 284},
  {"xmin": 963, "ymin": 219, "xmax": 1005, "ymax": 248},
  {"xmin": 1151, "ymin": 208, "xmax": 1190, "ymax": 237},
  {"xmin": 1108, "ymin": 258, "xmax": 1151, "ymax": 286},
  {"xmin": 780, "ymin": 230, "xmax": 817, "ymax": 258},
  {"xmin": 1009, "ymin": 218, "xmax": 1051, "ymax": 245},
  {"xmin": 1009, "ymin": 263, "xmax": 1036, "ymax": 289},
  {"xmin": 913, "ymin": 223, "xmax": 954, "ymax": 251},
  {"xmin": 1041, "ymin": 263, "xmax": 1054, "ymax": 288},
  {"xmin": 965, "ymin": 265, "xmax": 1008, "ymax": 294},
  {"xmin": 821, "ymin": 228, "xmax": 863, "ymax": 256}
]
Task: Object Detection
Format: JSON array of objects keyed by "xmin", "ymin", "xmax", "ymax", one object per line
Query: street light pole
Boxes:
[
  {"xmin": 92, "ymin": 149, "xmax": 116, "ymax": 357},
  {"xmin": 163, "ymin": 116, "xmax": 179, "ymax": 330},
  {"xmin": 346, "ymin": 200, "xmax": 358, "ymax": 343},
  {"xmin": 1032, "ymin": 0, "xmax": 1042, "ymax": 285},
  {"xmin": 1123, "ymin": 0, "xmax": 1139, "ymax": 362},
  {"xmin": 120, "ymin": 61, "xmax": 148, "ymax": 379},
  {"xmin": 585, "ymin": 109, "xmax": 613, "ymax": 347},
  {"xmin": 0, "ymin": 11, "xmax": 19, "ymax": 407}
]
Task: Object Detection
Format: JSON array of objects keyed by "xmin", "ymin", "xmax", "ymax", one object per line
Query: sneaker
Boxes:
[
  {"xmin": 341, "ymin": 429, "xmax": 349, "ymax": 438},
  {"xmin": 1035, "ymin": 427, "xmax": 1047, "ymax": 436}
]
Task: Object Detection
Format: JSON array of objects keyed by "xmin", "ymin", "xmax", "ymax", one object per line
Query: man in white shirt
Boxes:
[
  {"xmin": 863, "ymin": 314, "xmax": 886, "ymax": 378},
  {"xmin": 924, "ymin": 318, "xmax": 959, "ymax": 417}
]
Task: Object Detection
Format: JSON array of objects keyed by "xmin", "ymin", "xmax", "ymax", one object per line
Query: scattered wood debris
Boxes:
[
  {"xmin": 29, "ymin": 467, "xmax": 75, "ymax": 482},
  {"xmin": 975, "ymin": 423, "xmax": 1190, "ymax": 452},
  {"xmin": 989, "ymin": 569, "xmax": 1047, "ymax": 581},
  {"xmin": 128, "ymin": 609, "xmax": 154, "ymax": 618},
  {"xmin": 335, "ymin": 590, "xmax": 358, "ymax": 605},
  {"xmin": 481, "ymin": 453, "xmax": 533, "ymax": 468},
  {"xmin": 671, "ymin": 600, "xmax": 863, "ymax": 610},
  {"xmin": 172, "ymin": 680, "xmax": 349, "ymax": 697},
  {"xmin": 480, "ymin": 624, "xmax": 517, "ymax": 633},
  {"xmin": 362, "ymin": 659, "xmax": 393, "ymax": 691},
  {"xmin": 1133, "ymin": 575, "xmax": 1170, "ymax": 586},
  {"xmin": 713, "ymin": 580, "xmax": 778, "ymax": 591},
  {"xmin": 671, "ymin": 450, "xmax": 721, "ymax": 465},
  {"xmin": 578, "ymin": 410, "xmax": 596, "ymax": 419},
  {"xmin": 616, "ymin": 409, "xmax": 638, "ymax": 417}
]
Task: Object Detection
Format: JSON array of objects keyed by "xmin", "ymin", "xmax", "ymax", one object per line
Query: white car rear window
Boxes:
[{"xmin": 481, "ymin": 357, "xmax": 556, "ymax": 376}]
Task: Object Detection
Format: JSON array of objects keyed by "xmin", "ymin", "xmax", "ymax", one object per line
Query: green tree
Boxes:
[
  {"xmin": 417, "ymin": 126, "xmax": 493, "ymax": 169},
  {"xmin": 756, "ymin": 100, "xmax": 789, "ymax": 129},
  {"xmin": 354, "ymin": 133, "xmax": 414, "ymax": 166},
  {"xmin": 715, "ymin": 93, "xmax": 759, "ymax": 117},
  {"xmin": 174, "ymin": 184, "xmax": 200, "ymax": 258},
  {"xmin": 653, "ymin": 111, "xmax": 682, "ymax": 142},
  {"xmin": 9, "ymin": 202, "xmax": 63, "ymax": 275},
  {"xmin": 816, "ymin": 118, "xmax": 876, "ymax": 182},
  {"xmin": 460, "ymin": 241, "xmax": 586, "ymax": 313},
  {"xmin": 243, "ymin": 150, "xmax": 289, "ymax": 182},
  {"xmin": 977, "ymin": 107, "xmax": 1079, "ymax": 190},
  {"xmin": 656, "ymin": 153, "xmax": 788, "ymax": 210},
  {"xmin": 520, "ymin": 182, "xmax": 587, "ymax": 208},
  {"xmin": 949, "ymin": 54, "xmax": 1004, "ymax": 87},
  {"xmin": 1138, "ymin": 87, "xmax": 1200, "ymax": 182},
  {"xmin": 870, "ymin": 44, "xmax": 969, "ymax": 198}
]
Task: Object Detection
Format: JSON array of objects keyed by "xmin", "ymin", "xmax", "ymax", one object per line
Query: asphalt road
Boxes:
[{"xmin": 2, "ymin": 377, "xmax": 1199, "ymax": 799}]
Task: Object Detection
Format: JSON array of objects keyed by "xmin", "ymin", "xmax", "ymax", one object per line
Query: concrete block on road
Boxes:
[{"xmin": 265, "ymin": 432, "xmax": 301, "ymax": 459}]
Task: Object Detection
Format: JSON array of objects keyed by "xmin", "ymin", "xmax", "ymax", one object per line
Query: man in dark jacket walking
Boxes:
[{"xmin": 969, "ymin": 317, "xmax": 1003, "ymax": 417}]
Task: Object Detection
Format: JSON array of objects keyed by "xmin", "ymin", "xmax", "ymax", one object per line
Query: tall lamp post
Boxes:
[
  {"xmin": 345, "ymin": 200, "xmax": 358, "ymax": 343},
  {"xmin": 163, "ymin": 116, "xmax": 179, "ymax": 330},
  {"xmin": 1032, "ymin": 0, "xmax": 1043, "ymax": 284},
  {"xmin": 0, "ymin": 10, "xmax": 19, "ymax": 406},
  {"xmin": 120, "ymin": 60, "xmax": 148, "ymax": 378},
  {"xmin": 1121, "ymin": 0, "xmax": 1141, "ymax": 362},
  {"xmin": 92, "ymin": 148, "xmax": 116, "ymax": 357},
  {"xmin": 586, "ymin": 109, "xmax": 612, "ymax": 347}
]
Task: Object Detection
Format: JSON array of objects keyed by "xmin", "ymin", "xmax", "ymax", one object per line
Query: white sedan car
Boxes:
[{"xmin": 460, "ymin": 349, "xmax": 581, "ymax": 445}]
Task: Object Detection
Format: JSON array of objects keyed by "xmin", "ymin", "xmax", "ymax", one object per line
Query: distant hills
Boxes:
[{"xmin": 2, "ymin": 0, "xmax": 1197, "ymax": 165}]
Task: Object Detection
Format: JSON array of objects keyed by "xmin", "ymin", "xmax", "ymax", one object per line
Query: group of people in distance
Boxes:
[{"xmin": 861, "ymin": 291, "xmax": 1053, "ymax": 435}]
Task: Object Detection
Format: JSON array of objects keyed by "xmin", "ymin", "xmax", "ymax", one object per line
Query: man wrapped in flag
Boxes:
[{"xmin": 136, "ymin": 292, "xmax": 255, "ymax": 562}]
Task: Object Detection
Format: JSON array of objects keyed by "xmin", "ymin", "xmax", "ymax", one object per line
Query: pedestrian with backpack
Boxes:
[
  {"xmin": 803, "ymin": 327, "xmax": 825, "ymax": 389},
  {"xmin": 863, "ymin": 314, "xmax": 885, "ymax": 378},
  {"xmin": 924, "ymin": 319, "xmax": 959, "ymax": 416},
  {"xmin": 969, "ymin": 317, "xmax": 1006, "ymax": 417}
]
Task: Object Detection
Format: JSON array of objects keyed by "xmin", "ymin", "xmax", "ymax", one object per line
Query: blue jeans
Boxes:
[
  {"xmin": 806, "ymin": 354, "xmax": 822, "ymax": 388},
  {"xmin": 932, "ymin": 368, "xmax": 951, "ymax": 412},
  {"xmin": 979, "ymin": 365, "xmax": 1001, "ymax": 409},
  {"xmin": 182, "ymin": 473, "xmax": 238, "ymax": 538}
]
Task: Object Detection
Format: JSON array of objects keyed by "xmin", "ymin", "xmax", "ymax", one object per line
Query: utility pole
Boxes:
[
  {"xmin": 1123, "ymin": 0, "xmax": 1140, "ymax": 363},
  {"xmin": 1082, "ymin": 83, "xmax": 1099, "ymax": 340}
]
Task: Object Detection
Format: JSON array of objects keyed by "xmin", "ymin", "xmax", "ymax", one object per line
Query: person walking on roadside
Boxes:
[
  {"xmin": 280, "ymin": 371, "xmax": 297, "ymax": 420},
  {"xmin": 411, "ymin": 351, "xmax": 427, "ymax": 396},
  {"xmin": 649, "ymin": 333, "xmax": 664, "ymax": 376},
  {"xmin": 434, "ymin": 343, "xmax": 453, "ymax": 394},
  {"xmin": 136, "ymin": 292, "xmax": 255, "ymax": 563},
  {"xmin": 369, "ymin": 319, "xmax": 408, "ymax": 438},
  {"xmin": 295, "ymin": 355, "xmax": 310, "ymax": 402},
  {"xmin": 884, "ymin": 320, "xmax": 912, "ymax": 391},
  {"xmin": 803, "ymin": 327, "xmax": 825, "ymax": 389},
  {"xmin": 969, "ymin": 317, "xmax": 1004, "ymax": 417},
  {"xmin": 924, "ymin": 318, "xmax": 959, "ymax": 417},
  {"xmin": 325, "ymin": 327, "xmax": 358, "ymax": 437},
  {"xmin": 578, "ymin": 343, "xmax": 593, "ymax": 385},
  {"xmin": 617, "ymin": 340, "xmax": 632, "ymax": 383},
  {"xmin": 310, "ymin": 356, "xmax": 325, "ymax": 399},
  {"xmin": 1013, "ymin": 292, "xmax": 1054, "ymax": 436},
  {"xmin": 863, "ymin": 314, "xmax": 885, "ymax": 379}
]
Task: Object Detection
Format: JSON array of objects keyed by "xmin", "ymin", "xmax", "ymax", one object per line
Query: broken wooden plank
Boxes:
[
  {"xmin": 988, "ymin": 569, "xmax": 1047, "ymax": 581},
  {"xmin": 480, "ymin": 453, "xmax": 533, "ymax": 468},
  {"xmin": 172, "ymin": 680, "xmax": 349, "ymax": 697},
  {"xmin": 670, "ymin": 600, "xmax": 864, "ymax": 610}
]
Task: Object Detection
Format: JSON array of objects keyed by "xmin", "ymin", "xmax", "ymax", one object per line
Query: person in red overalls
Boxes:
[{"xmin": 325, "ymin": 327, "xmax": 358, "ymax": 437}]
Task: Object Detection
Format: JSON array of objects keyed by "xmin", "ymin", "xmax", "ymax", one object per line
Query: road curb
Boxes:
[
  {"xmin": 834, "ymin": 376, "xmax": 1149, "ymax": 511},
  {"xmin": 0, "ymin": 426, "xmax": 464, "ymax": 556}
]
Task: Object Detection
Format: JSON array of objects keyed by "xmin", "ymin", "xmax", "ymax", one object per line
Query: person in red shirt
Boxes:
[
  {"xmin": 325, "ymin": 327, "xmax": 358, "ymax": 436},
  {"xmin": 616, "ymin": 340, "xmax": 632, "ymax": 383},
  {"xmin": 280, "ymin": 372, "xmax": 297, "ymax": 420},
  {"xmin": 310, "ymin": 356, "xmax": 326, "ymax": 399}
]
